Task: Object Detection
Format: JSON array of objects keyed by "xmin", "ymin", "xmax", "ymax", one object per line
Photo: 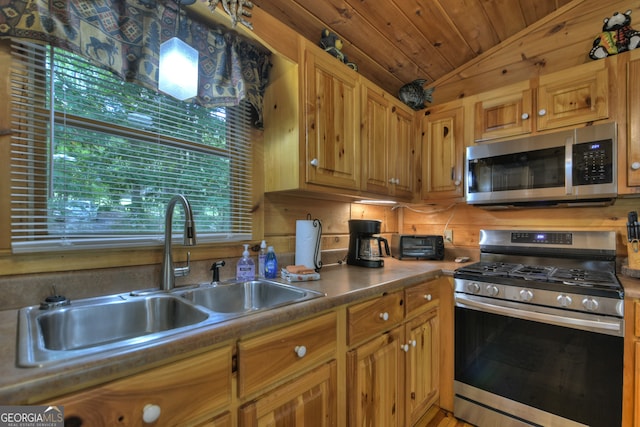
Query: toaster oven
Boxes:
[{"xmin": 391, "ymin": 234, "xmax": 444, "ymax": 260}]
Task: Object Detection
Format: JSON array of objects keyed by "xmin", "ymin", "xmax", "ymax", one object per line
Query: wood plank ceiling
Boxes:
[{"xmin": 256, "ymin": 0, "xmax": 573, "ymax": 97}]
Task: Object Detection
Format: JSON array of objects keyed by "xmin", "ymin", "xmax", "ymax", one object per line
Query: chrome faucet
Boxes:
[{"xmin": 160, "ymin": 194, "xmax": 196, "ymax": 291}]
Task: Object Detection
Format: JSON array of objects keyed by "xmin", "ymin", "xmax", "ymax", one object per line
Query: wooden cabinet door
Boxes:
[
  {"xmin": 304, "ymin": 47, "xmax": 360, "ymax": 190},
  {"xmin": 404, "ymin": 309, "xmax": 439, "ymax": 426},
  {"xmin": 474, "ymin": 87, "xmax": 533, "ymax": 142},
  {"xmin": 361, "ymin": 82, "xmax": 392, "ymax": 195},
  {"xmin": 390, "ymin": 103, "xmax": 417, "ymax": 200},
  {"xmin": 239, "ymin": 361, "xmax": 337, "ymax": 427},
  {"xmin": 536, "ymin": 61, "xmax": 608, "ymax": 131},
  {"xmin": 46, "ymin": 347, "xmax": 232, "ymax": 427},
  {"xmin": 347, "ymin": 327, "xmax": 404, "ymax": 427},
  {"xmin": 627, "ymin": 58, "xmax": 640, "ymax": 187},
  {"xmin": 421, "ymin": 106, "xmax": 464, "ymax": 200},
  {"xmin": 238, "ymin": 312, "xmax": 337, "ymax": 398}
]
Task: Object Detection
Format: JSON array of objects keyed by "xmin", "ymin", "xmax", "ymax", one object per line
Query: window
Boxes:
[{"xmin": 10, "ymin": 41, "xmax": 254, "ymax": 253}]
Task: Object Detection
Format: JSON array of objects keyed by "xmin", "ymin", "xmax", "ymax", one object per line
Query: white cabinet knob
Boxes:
[
  {"xmin": 424, "ymin": 294, "xmax": 432, "ymax": 301},
  {"xmin": 409, "ymin": 339, "xmax": 417, "ymax": 347},
  {"xmin": 142, "ymin": 404, "xmax": 161, "ymax": 424},
  {"xmin": 538, "ymin": 109, "xmax": 547, "ymax": 116},
  {"xmin": 521, "ymin": 113, "xmax": 529, "ymax": 120},
  {"xmin": 454, "ymin": 180, "xmax": 461, "ymax": 186},
  {"xmin": 632, "ymin": 162, "xmax": 640, "ymax": 171},
  {"xmin": 379, "ymin": 312, "xmax": 389, "ymax": 321},
  {"xmin": 310, "ymin": 158, "xmax": 319, "ymax": 167},
  {"xmin": 395, "ymin": 178, "xmax": 400, "ymax": 184},
  {"xmin": 402, "ymin": 344, "xmax": 409, "ymax": 352},
  {"xmin": 294, "ymin": 345, "xmax": 307, "ymax": 358}
]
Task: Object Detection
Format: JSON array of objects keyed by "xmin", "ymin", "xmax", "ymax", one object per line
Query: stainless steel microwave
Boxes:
[{"xmin": 465, "ymin": 122, "xmax": 617, "ymax": 208}]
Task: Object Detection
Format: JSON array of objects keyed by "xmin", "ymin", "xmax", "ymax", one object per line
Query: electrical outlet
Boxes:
[{"xmin": 444, "ymin": 230, "xmax": 453, "ymax": 243}]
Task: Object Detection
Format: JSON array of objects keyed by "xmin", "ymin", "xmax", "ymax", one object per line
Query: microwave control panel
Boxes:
[{"xmin": 573, "ymin": 139, "xmax": 613, "ymax": 185}]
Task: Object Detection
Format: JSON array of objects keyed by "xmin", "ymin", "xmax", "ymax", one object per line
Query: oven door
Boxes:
[{"xmin": 454, "ymin": 294, "xmax": 623, "ymax": 427}]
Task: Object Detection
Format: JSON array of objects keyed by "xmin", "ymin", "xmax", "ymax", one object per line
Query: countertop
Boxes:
[
  {"xmin": 3, "ymin": 257, "xmax": 640, "ymax": 405},
  {"xmin": 0, "ymin": 257, "xmax": 466, "ymax": 404}
]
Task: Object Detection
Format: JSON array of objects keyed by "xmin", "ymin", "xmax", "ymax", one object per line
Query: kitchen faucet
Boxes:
[{"xmin": 160, "ymin": 194, "xmax": 196, "ymax": 291}]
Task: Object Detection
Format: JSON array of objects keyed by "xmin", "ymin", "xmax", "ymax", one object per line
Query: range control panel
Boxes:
[{"xmin": 511, "ymin": 232, "xmax": 573, "ymax": 245}]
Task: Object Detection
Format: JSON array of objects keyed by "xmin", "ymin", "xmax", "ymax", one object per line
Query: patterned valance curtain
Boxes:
[{"xmin": 0, "ymin": 0, "xmax": 271, "ymax": 127}]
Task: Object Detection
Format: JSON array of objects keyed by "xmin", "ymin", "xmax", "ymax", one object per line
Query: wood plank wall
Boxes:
[{"xmin": 265, "ymin": 194, "xmax": 638, "ymax": 261}]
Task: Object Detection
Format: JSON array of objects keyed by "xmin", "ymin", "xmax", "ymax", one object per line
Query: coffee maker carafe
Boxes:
[{"xmin": 347, "ymin": 219, "xmax": 390, "ymax": 268}]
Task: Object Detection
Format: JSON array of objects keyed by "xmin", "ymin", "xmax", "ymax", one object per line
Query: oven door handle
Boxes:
[{"xmin": 456, "ymin": 294, "xmax": 623, "ymax": 336}]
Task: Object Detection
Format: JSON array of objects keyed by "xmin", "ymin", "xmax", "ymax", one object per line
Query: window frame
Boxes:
[{"xmin": 8, "ymin": 40, "xmax": 258, "ymax": 255}]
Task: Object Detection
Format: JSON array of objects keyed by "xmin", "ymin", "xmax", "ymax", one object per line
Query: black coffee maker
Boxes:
[{"xmin": 347, "ymin": 219, "xmax": 390, "ymax": 268}]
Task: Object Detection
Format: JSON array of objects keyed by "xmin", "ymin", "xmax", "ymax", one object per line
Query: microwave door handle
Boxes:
[{"xmin": 565, "ymin": 136, "xmax": 573, "ymax": 195}]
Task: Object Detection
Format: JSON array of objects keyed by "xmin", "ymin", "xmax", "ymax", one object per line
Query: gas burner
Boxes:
[
  {"xmin": 511, "ymin": 265, "xmax": 556, "ymax": 281},
  {"xmin": 549, "ymin": 268, "xmax": 619, "ymax": 289},
  {"xmin": 457, "ymin": 262, "xmax": 521, "ymax": 277}
]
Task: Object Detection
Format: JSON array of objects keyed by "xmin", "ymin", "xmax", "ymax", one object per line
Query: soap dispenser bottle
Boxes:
[
  {"xmin": 236, "ymin": 244, "xmax": 255, "ymax": 280},
  {"xmin": 264, "ymin": 246, "xmax": 278, "ymax": 279},
  {"xmin": 258, "ymin": 240, "xmax": 267, "ymax": 278}
]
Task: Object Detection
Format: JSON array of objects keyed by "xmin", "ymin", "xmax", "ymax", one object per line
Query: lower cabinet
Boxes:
[
  {"xmin": 346, "ymin": 279, "xmax": 443, "ymax": 427},
  {"xmin": 238, "ymin": 361, "xmax": 337, "ymax": 427},
  {"xmin": 404, "ymin": 308, "xmax": 439, "ymax": 426},
  {"xmin": 347, "ymin": 326, "xmax": 404, "ymax": 426},
  {"xmin": 45, "ymin": 346, "xmax": 233, "ymax": 426},
  {"xmin": 37, "ymin": 279, "xmax": 447, "ymax": 427}
]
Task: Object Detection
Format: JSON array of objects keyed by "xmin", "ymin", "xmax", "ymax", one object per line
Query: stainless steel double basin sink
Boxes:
[{"xmin": 17, "ymin": 280, "xmax": 324, "ymax": 367}]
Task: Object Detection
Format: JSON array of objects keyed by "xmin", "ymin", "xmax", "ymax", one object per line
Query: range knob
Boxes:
[
  {"xmin": 582, "ymin": 297, "xmax": 599, "ymax": 312},
  {"xmin": 485, "ymin": 285, "xmax": 499, "ymax": 297},
  {"xmin": 466, "ymin": 282, "xmax": 481, "ymax": 294},
  {"xmin": 519, "ymin": 289, "xmax": 534, "ymax": 302},
  {"xmin": 557, "ymin": 294, "xmax": 572, "ymax": 307}
]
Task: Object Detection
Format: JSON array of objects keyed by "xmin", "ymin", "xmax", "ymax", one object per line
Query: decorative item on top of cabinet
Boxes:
[
  {"xmin": 421, "ymin": 105, "xmax": 464, "ymax": 200},
  {"xmin": 361, "ymin": 80, "xmax": 417, "ymax": 200},
  {"xmin": 43, "ymin": 346, "xmax": 232, "ymax": 426}
]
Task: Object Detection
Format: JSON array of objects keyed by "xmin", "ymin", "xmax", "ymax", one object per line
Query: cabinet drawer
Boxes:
[
  {"xmin": 405, "ymin": 279, "xmax": 440, "ymax": 318},
  {"xmin": 238, "ymin": 311, "xmax": 337, "ymax": 398},
  {"xmin": 47, "ymin": 346, "xmax": 232, "ymax": 426},
  {"xmin": 347, "ymin": 291, "xmax": 404, "ymax": 346}
]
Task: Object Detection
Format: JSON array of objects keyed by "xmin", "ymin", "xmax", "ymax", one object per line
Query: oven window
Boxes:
[
  {"xmin": 467, "ymin": 146, "xmax": 565, "ymax": 193},
  {"xmin": 455, "ymin": 307, "xmax": 622, "ymax": 427}
]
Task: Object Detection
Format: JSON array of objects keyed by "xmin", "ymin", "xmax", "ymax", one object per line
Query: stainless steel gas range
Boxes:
[{"xmin": 453, "ymin": 230, "xmax": 624, "ymax": 427}]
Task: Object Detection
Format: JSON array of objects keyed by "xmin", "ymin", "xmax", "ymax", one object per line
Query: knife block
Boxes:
[{"xmin": 627, "ymin": 242, "xmax": 640, "ymax": 269}]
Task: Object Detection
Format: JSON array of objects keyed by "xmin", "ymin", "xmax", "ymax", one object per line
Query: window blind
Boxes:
[{"xmin": 10, "ymin": 41, "xmax": 254, "ymax": 253}]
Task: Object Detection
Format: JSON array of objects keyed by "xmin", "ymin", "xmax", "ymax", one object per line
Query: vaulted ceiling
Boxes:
[{"xmin": 255, "ymin": 0, "xmax": 573, "ymax": 96}]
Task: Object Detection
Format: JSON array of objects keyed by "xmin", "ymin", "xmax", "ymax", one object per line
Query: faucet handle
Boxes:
[
  {"xmin": 210, "ymin": 260, "xmax": 226, "ymax": 282},
  {"xmin": 174, "ymin": 252, "xmax": 191, "ymax": 277}
]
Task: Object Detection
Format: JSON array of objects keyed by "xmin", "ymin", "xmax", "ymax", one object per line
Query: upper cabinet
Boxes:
[
  {"xmin": 304, "ymin": 44, "xmax": 361, "ymax": 190},
  {"xmin": 421, "ymin": 104, "xmax": 464, "ymax": 200},
  {"xmin": 473, "ymin": 81, "xmax": 533, "ymax": 142},
  {"xmin": 473, "ymin": 60, "xmax": 609, "ymax": 143},
  {"xmin": 264, "ymin": 37, "xmax": 417, "ymax": 201},
  {"xmin": 361, "ymin": 80, "xmax": 417, "ymax": 201},
  {"xmin": 263, "ymin": 39, "xmax": 360, "ymax": 195}
]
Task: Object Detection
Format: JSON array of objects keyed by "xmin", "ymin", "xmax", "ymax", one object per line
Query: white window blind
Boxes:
[{"xmin": 10, "ymin": 41, "xmax": 254, "ymax": 253}]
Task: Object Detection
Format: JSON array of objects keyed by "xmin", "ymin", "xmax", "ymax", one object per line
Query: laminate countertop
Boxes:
[
  {"xmin": 3, "ymin": 257, "xmax": 640, "ymax": 405},
  {"xmin": 0, "ymin": 257, "xmax": 468, "ymax": 405}
]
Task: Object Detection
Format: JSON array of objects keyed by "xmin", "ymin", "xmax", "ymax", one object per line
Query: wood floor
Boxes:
[{"xmin": 415, "ymin": 406, "xmax": 475, "ymax": 427}]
